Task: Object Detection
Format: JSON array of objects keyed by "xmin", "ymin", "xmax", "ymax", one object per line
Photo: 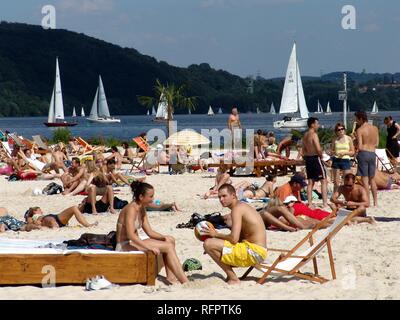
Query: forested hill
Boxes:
[{"xmin": 0, "ymin": 22, "xmax": 399, "ymax": 117}]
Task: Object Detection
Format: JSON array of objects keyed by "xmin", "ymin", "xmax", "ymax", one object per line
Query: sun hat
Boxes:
[{"xmin": 283, "ymin": 195, "xmax": 298, "ymax": 204}]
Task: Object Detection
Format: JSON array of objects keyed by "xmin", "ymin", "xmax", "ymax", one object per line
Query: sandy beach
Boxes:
[{"xmin": 0, "ymin": 166, "xmax": 399, "ymax": 301}]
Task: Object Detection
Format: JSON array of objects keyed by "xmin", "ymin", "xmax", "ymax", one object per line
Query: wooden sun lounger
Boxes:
[
  {"xmin": 208, "ymin": 159, "xmax": 304, "ymax": 177},
  {"xmin": 0, "ymin": 251, "xmax": 156, "ymax": 286}
]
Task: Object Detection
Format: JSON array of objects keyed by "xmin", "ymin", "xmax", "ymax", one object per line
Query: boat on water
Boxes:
[
  {"xmin": 325, "ymin": 102, "xmax": 332, "ymax": 115},
  {"xmin": 218, "ymin": 108, "xmax": 223, "ymax": 114},
  {"xmin": 315, "ymin": 100, "xmax": 323, "ymax": 114},
  {"xmin": 87, "ymin": 76, "xmax": 121, "ymax": 124},
  {"xmin": 207, "ymin": 106, "xmax": 215, "ymax": 116},
  {"xmin": 270, "ymin": 103, "xmax": 276, "ymax": 115},
  {"xmin": 81, "ymin": 107, "xmax": 86, "ymax": 117},
  {"xmin": 274, "ymin": 43, "xmax": 309, "ymax": 130},
  {"xmin": 153, "ymin": 93, "xmax": 170, "ymax": 123},
  {"xmin": 152, "ymin": 106, "xmax": 156, "ymax": 116},
  {"xmin": 371, "ymin": 101, "xmax": 379, "ymax": 115},
  {"xmin": 256, "ymin": 107, "xmax": 261, "ymax": 114},
  {"xmin": 44, "ymin": 58, "xmax": 78, "ymax": 128},
  {"xmin": 72, "ymin": 107, "xmax": 77, "ymax": 118}
]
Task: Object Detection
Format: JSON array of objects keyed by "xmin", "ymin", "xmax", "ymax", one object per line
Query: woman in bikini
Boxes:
[
  {"xmin": 116, "ymin": 181, "xmax": 188, "ymax": 285},
  {"xmin": 242, "ymin": 174, "xmax": 277, "ymax": 199},
  {"xmin": 25, "ymin": 206, "xmax": 98, "ymax": 229}
]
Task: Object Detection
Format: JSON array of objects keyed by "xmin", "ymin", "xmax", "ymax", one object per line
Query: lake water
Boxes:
[{"xmin": 0, "ymin": 112, "xmax": 394, "ymax": 142}]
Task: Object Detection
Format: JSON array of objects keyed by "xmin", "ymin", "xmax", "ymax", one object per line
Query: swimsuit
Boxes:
[
  {"xmin": 356, "ymin": 151, "xmax": 376, "ymax": 177},
  {"xmin": 0, "ymin": 215, "xmax": 26, "ymax": 231},
  {"xmin": 304, "ymin": 155, "xmax": 327, "ymax": 181},
  {"xmin": 221, "ymin": 240, "xmax": 267, "ymax": 267},
  {"xmin": 45, "ymin": 215, "xmax": 66, "ymax": 228},
  {"xmin": 116, "ymin": 216, "xmax": 149, "ymax": 251},
  {"xmin": 83, "ymin": 200, "xmax": 110, "ymax": 214}
]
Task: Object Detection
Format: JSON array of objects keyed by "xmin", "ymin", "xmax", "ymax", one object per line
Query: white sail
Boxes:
[
  {"xmin": 147, "ymin": 110, "xmax": 150, "ymax": 116},
  {"xmin": 47, "ymin": 88, "xmax": 55, "ymax": 123},
  {"xmin": 279, "ymin": 44, "xmax": 309, "ymax": 119},
  {"xmin": 54, "ymin": 58, "xmax": 65, "ymax": 121},
  {"xmin": 208, "ymin": 106, "xmax": 215, "ymax": 115},
  {"xmin": 156, "ymin": 93, "xmax": 168, "ymax": 119},
  {"xmin": 81, "ymin": 107, "xmax": 85, "ymax": 117},
  {"xmin": 72, "ymin": 107, "xmax": 77, "ymax": 117},
  {"xmin": 89, "ymin": 88, "xmax": 99, "ymax": 119},
  {"xmin": 326, "ymin": 102, "xmax": 332, "ymax": 114},
  {"xmin": 270, "ymin": 103, "xmax": 276, "ymax": 114},
  {"xmin": 371, "ymin": 101, "xmax": 378, "ymax": 114},
  {"xmin": 98, "ymin": 76, "xmax": 111, "ymax": 118},
  {"xmin": 188, "ymin": 109, "xmax": 192, "ymax": 115},
  {"xmin": 152, "ymin": 106, "xmax": 156, "ymax": 116},
  {"xmin": 218, "ymin": 108, "xmax": 223, "ymax": 114},
  {"xmin": 316, "ymin": 100, "xmax": 323, "ymax": 113}
]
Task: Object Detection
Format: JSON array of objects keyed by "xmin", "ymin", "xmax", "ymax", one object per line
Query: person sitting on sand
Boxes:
[
  {"xmin": 330, "ymin": 173, "xmax": 376, "ymax": 224},
  {"xmin": 0, "ymin": 207, "xmax": 40, "ymax": 233},
  {"xmin": 116, "ymin": 181, "xmax": 188, "ymax": 284},
  {"xmin": 105, "ymin": 146, "xmax": 124, "ymax": 170},
  {"xmin": 63, "ymin": 160, "xmax": 98, "ymax": 196},
  {"xmin": 102, "ymin": 159, "xmax": 130, "ymax": 186},
  {"xmin": 202, "ymin": 184, "xmax": 267, "ymax": 285},
  {"xmin": 25, "ymin": 206, "xmax": 98, "ymax": 229},
  {"xmin": 274, "ymin": 173, "xmax": 306, "ymax": 202},
  {"xmin": 86, "ymin": 169, "xmax": 117, "ymax": 215},
  {"xmin": 61, "ymin": 157, "xmax": 85, "ymax": 194},
  {"xmin": 241, "ymin": 174, "xmax": 277, "ymax": 199},
  {"xmin": 122, "ymin": 142, "xmax": 136, "ymax": 162}
]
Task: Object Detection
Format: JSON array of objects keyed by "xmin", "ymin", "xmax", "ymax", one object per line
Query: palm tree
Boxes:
[{"xmin": 138, "ymin": 79, "xmax": 196, "ymax": 138}]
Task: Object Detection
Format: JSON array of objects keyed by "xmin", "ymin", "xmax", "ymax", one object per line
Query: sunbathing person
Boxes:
[
  {"xmin": 361, "ymin": 170, "xmax": 400, "ymax": 190},
  {"xmin": 25, "ymin": 206, "xmax": 98, "ymax": 229},
  {"xmin": 105, "ymin": 146, "xmax": 124, "ymax": 170},
  {"xmin": 202, "ymin": 184, "xmax": 267, "ymax": 285},
  {"xmin": 86, "ymin": 170, "xmax": 117, "ymax": 215},
  {"xmin": 50, "ymin": 143, "xmax": 69, "ymax": 173},
  {"xmin": 102, "ymin": 159, "xmax": 130, "ymax": 185},
  {"xmin": 63, "ymin": 160, "xmax": 97, "ymax": 196},
  {"xmin": 122, "ymin": 142, "xmax": 136, "ymax": 163},
  {"xmin": 78, "ymin": 190, "xmax": 115, "ymax": 215},
  {"xmin": 241, "ymin": 174, "xmax": 277, "ymax": 199},
  {"xmin": 0, "ymin": 207, "xmax": 40, "ymax": 233},
  {"xmin": 116, "ymin": 181, "xmax": 188, "ymax": 284},
  {"xmin": 330, "ymin": 173, "xmax": 376, "ymax": 224},
  {"xmin": 61, "ymin": 157, "xmax": 85, "ymax": 194},
  {"xmin": 146, "ymin": 199, "xmax": 181, "ymax": 212}
]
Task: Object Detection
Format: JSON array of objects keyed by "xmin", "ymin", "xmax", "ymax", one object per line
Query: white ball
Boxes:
[{"xmin": 195, "ymin": 221, "xmax": 211, "ymax": 236}]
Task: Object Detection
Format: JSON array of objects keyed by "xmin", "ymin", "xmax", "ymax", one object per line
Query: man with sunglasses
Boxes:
[{"xmin": 330, "ymin": 173, "xmax": 376, "ymax": 224}]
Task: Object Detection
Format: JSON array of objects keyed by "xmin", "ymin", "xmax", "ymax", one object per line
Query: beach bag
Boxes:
[
  {"xmin": 8, "ymin": 173, "xmax": 20, "ymax": 182},
  {"xmin": 42, "ymin": 182, "xmax": 63, "ymax": 195},
  {"xmin": 64, "ymin": 231, "xmax": 116, "ymax": 250},
  {"xmin": 113, "ymin": 197, "xmax": 128, "ymax": 210}
]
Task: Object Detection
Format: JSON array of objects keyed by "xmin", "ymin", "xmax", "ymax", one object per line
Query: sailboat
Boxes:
[
  {"xmin": 188, "ymin": 109, "xmax": 192, "ymax": 115},
  {"xmin": 81, "ymin": 107, "xmax": 86, "ymax": 117},
  {"xmin": 153, "ymin": 93, "xmax": 169, "ymax": 122},
  {"xmin": 87, "ymin": 76, "xmax": 121, "ymax": 124},
  {"xmin": 325, "ymin": 102, "xmax": 332, "ymax": 115},
  {"xmin": 371, "ymin": 101, "xmax": 379, "ymax": 114},
  {"xmin": 218, "ymin": 107, "xmax": 223, "ymax": 114},
  {"xmin": 315, "ymin": 100, "xmax": 323, "ymax": 114},
  {"xmin": 146, "ymin": 110, "xmax": 150, "ymax": 116},
  {"xmin": 273, "ymin": 43, "xmax": 309, "ymax": 129},
  {"xmin": 270, "ymin": 103, "xmax": 276, "ymax": 115},
  {"xmin": 207, "ymin": 106, "xmax": 215, "ymax": 116},
  {"xmin": 72, "ymin": 107, "xmax": 77, "ymax": 118},
  {"xmin": 151, "ymin": 106, "xmax": 156, "ymax": 116},
  {"xmin": 44, "ymin": 58, "xmax": 77, "ymax": 127}
]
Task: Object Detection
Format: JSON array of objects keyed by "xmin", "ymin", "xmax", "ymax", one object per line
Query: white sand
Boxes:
[{"xmin": 0, "ymin": 169, "xmax": 399, "ymax": 300}]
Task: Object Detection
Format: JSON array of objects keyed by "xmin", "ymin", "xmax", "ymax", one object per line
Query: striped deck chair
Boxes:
[
  {"xmin": 130, "ymin": 137, "xmax": 152, "ymax": 172},
  {"xmin": 375, "ymin": 149, "xmax": 395, "ymax": 174},
  {"xmin": 241, "ymin": 208, "xmax": 359, "ymax": 284}
]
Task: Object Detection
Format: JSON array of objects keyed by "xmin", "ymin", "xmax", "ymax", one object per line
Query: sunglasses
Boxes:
[{"xmin": 336, "ymin": 128, "xmax": 345, "ymax": 132}]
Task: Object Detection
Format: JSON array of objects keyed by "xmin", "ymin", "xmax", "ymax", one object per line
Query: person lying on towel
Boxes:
[
  {"xmin": 0, "ymin": 207, "xmax": 40, "ymax": 233},
  {"xmin": 25, "ymin": 206, "xmax": 98, "ymax": 229}
]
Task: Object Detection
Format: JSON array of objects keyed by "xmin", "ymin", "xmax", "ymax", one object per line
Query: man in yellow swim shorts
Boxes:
[{"xmin": 203, "ymin": 184, "xmax": 267, "ymax": 285}]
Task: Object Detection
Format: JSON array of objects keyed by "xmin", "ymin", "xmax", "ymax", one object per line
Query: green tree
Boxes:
[{"xmin": 138, "ymin": 79, "xmax": 197, "ymax": 138}]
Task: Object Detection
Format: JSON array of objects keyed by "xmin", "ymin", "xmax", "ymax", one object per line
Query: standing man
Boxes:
[
  {"xmin": 355, "ymin": 111, "xmax": 379, "ymax": 206},
  {"xmin": 302, "ymin": 117, "xmax": 328, "ymax": 208},
  {"xmin": 203, "ymin": 184, "xmax": 267, "ymax": 285},
  {"xmin": 228, "ymin": 107, "xmax": 242, "ymax": 149}
]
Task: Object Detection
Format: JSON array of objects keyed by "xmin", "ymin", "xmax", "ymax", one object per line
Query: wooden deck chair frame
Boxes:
[
  {"xmin": 76, "ymin": 137, "xmax": 102, "ymax": 156},
  {"xmin": 241, "ymin": 208, "xmax": 359, "ymax": 285},
  {"xmin": 375, "ymin": 149, "xmax": 395, "ymax": 174},
  {"xmin": 130, "ymin": 137, "xmax": 152, "ymax": 172}
]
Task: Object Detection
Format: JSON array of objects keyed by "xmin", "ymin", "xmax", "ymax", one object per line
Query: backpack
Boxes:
[
  {"xmin": 42, "ymin": 182, "xmax": 63, "ymax": 195},
  {"xmin": 8, "ymin": 173, "xmax": 20, "ymax": 182},
  {"xmin": 176, "ymin": 212, "xmax": 228, "ymax": 230},
  {"xmin": 113, "ymin": 196, "xmax": 128, "ymax": 210}
]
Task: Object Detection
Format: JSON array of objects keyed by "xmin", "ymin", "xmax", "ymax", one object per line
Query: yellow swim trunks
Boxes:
[{"xmin": 221, "ymin": 240, "xmax": 267, "ymax": 268}]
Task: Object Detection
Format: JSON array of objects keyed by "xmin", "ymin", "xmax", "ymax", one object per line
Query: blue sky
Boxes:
[{"xmin": 0, "ymin": 0, "xmax": 399, "ymax": 78}]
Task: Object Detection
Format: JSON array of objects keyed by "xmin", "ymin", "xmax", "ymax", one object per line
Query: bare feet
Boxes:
[
  {"xmin": 0, "ymin": 224, "xmax": 6, "ymax": 233},
  {"xmin": 89, "ymin": 222, "xmax": 99, "ymax": 227},
  {"xmin": 110, "ymin": 209, "xmax": 118, "ymax": 215},
  {"xmin": 369, "ymin": 217, "xmax": 377, "ymax": 225},
  {"xmin": 226, "ymin": 278, "xmax": 241, "ymax": 285}
]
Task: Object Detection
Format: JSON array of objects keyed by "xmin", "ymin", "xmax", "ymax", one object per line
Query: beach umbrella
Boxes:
[{"xmin": 163, "ymin": 130, "xmax": 210, "ymax": 146}]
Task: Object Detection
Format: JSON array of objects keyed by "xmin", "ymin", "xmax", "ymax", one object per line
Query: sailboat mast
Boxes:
[{"xmin": 294, "ymin": 43, "xmax": 300, "ymax": 117}]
